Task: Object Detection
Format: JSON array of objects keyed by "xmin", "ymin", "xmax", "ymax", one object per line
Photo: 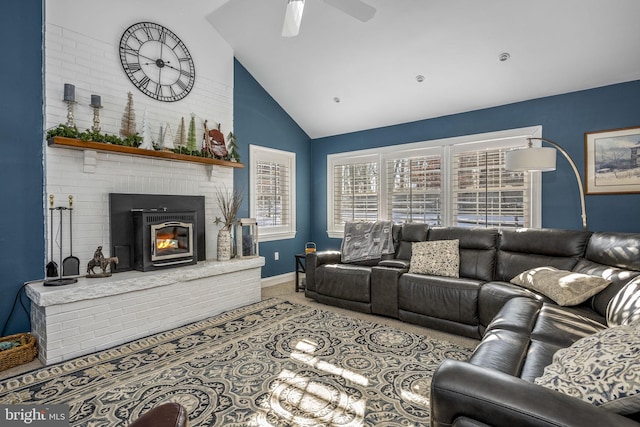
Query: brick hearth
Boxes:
[{"xmin": 26, "ymin": 257, "xmax": 264, "ymax": 365}]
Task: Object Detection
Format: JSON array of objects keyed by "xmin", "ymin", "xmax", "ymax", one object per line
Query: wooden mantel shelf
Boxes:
[{"xmin": 48, "ymin": 136, "xmax": 244, "ymax": 168}]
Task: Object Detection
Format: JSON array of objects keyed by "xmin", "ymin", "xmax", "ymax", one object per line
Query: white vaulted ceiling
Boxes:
[{"xmin": 207, "ymin": 0, "xmax": 640, "ymax": 138}]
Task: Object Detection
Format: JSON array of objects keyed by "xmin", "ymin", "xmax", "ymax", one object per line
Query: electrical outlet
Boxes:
[{"xmin": 274, "ymin": 252, "xmax": 279, "ymax": 261}]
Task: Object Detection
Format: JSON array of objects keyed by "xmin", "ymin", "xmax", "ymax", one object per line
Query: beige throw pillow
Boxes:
[
  {"xmin": 409, "ymin": 240, "xmax": 459, "ymax": 278},
  {"xmin": 510, "ymin": 266, "xmax": 610, "ymax": 306}
]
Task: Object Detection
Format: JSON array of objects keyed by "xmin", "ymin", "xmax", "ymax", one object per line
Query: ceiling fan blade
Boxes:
[
  {"xmin": 322, "ymin": 0, "xmax": 376, "ymax": 22},
  {"xmin": 282, "ymin": 0, "xmax": 305, "ymax": 37}
]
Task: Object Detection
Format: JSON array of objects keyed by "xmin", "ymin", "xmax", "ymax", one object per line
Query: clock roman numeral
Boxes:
[
  {"xmin": 139, "ymin": 76, "xmax": 151, "ymax": 89},
  {"xmin": 161, "ymin": 85, "xmax": 178, "ymax": 99},
  {"xmin": 175, "ymin": 79, "xmax": 188, "ymax": 91},
  {"xmin": 130, "ymin": 32, "xmax": 145, "ymax": 46},
  {"xmin": 122, "ymin": 46, "xmax": 140, "ymax": 56},
  {"xmin": 141, "ymin": 26, "xmax": 154, "ymax": 41},
  {"xmin": 158, "ymin": 28, "xmax": 167, "ymax": 44},
  {"xmin": 154, "ymin": 83, "xmax": 162, "ymax": 98},
  {"xmin": 126, "ymin": 62, "xmax": 142, "ymax": 72},
  {"xmin": 180, "ymin": 70, "xmax": 192, "ymax": 78}
]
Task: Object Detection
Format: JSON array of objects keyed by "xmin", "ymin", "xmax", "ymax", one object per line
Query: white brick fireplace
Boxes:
[
  {"xmin": 28, "ymin": 2, "xmax": 263, "ymax": 365},
  {"xmin": 44, "ymin": 8, "xmax": 236, "ymax": 266}
]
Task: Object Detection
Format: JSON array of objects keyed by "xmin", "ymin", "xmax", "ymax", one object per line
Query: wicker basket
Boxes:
[{"xmin": 0, "ymin": 333, "xmax": 37, "ymax": 372}]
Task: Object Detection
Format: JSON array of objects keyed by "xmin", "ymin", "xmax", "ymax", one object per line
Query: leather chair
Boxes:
[{"xmin": 129, "ymin": 403, "xmax": 188, "ymax": 427}]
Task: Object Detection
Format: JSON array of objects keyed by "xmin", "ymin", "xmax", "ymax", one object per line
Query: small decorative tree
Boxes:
[
  {"xmin": 187, "ymin": 113, "xmax": 197, "ymax": 152},
  {"xmin": 175, "ymin": 117, "xmax": 186, "ymax": 149},
  {"xmin": 139, "ymin": 109, "xmax": 154, "ymax": 150},
  {"xmin": 226, "ymin": 131, "xmax": 241, "ymax": 162},
  {"xmin": 162, "ymin": 122, "xmax": 175, "ymax": 150},
  {"xmin": 120, "ymin": 92, "xmax": 136, "ymax": 137}
]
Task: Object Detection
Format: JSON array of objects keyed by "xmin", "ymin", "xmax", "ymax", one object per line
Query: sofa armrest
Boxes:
[
  {"xmin": 431, "ymin": 359, "xmax": 639, "ymax": 427},
  {"xmin": 371, "ymin": 265, "xmax": 407, "ymax": 317},
  {"xmin": 305, "ymin": 251, "xmax": 341, "ymax": 293}
]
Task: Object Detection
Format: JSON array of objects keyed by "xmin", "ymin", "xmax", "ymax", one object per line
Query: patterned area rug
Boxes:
[{"xmin": 0, "ymin": 299, "xmax": 473, "ymax": 426}]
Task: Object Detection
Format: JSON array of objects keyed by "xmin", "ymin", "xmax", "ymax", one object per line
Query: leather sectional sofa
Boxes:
[{"xmin": 304, "ymin": 223, "xmax": 640, "ymax": 426}]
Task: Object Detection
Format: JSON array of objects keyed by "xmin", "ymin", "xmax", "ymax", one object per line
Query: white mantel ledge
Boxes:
[{"xmin": 26, "ymin": 257, "xmax": 265, "ymax": 307}]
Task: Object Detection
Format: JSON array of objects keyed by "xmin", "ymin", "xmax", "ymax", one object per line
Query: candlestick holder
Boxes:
[
  {"xmin": 91, "ymin": 104, "xmax": 103, "ymax": 132},
  {"xmin": 65, "ymin": 100, "xmax": 77, "ymax": 127}
]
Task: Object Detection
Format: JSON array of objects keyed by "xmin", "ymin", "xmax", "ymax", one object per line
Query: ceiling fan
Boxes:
[{"xmin": 282, "ymin": 0, "xmax": 377, "ymax": 37}]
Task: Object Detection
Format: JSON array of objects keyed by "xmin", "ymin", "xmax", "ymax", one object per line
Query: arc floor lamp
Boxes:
[{"xmin": 505, "ymin": 137, "xmax": 587, "ymax": 230}]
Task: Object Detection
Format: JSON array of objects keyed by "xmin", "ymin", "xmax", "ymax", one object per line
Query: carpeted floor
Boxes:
[{"xmin": 0, "ymin": 289, "xmax": 475, "ymax": 426}]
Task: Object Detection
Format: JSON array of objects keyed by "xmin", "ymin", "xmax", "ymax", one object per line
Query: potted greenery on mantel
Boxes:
[{"xmin": 46, "ymin": 124, "xmax": 244, "ymax": 168}]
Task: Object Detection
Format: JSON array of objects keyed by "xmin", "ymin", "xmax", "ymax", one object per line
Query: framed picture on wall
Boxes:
[{"xmin": 584, "ymin": 126, "xmax": 640, "ymax": 194}]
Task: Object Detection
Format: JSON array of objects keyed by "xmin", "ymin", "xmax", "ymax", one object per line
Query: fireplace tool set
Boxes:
[{"xmin": 44, "ymin": 195, "xmax": 79, "ymax": 286}]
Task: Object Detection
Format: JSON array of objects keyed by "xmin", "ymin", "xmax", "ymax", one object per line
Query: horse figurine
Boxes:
[{"xmin": 87, "ymin": 256, "xmax": 119, "ymax": 275}]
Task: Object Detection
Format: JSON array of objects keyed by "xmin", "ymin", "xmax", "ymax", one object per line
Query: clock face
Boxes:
[{"xmin": 119, "ymin": 22, "xmax": 195, "ymax": 102}]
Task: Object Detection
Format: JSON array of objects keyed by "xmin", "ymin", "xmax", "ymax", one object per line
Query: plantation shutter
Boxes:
[
  {"xmin": 255, "ymin": 160, "xmax": 290, "ymax": 228},
  {"xmin": 333, "ymin": 161, "xmax": 379, "ymax": 227},
  {"xmin": 386, "ymin": 156, "xmax": 442, "ymax": 224},
  {"xmin": 452, "ymin": 147, "xmax": 529, "ymax": 228}
]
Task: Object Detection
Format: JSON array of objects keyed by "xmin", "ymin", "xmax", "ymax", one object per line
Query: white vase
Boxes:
[{"xmin": 217, "ymin": 228, "xmax": 232, "ymax": 261}]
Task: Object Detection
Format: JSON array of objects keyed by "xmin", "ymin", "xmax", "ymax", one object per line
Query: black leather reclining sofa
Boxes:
[{"xmin": 305, "ymin": 223, "xmax": 640, "ymax": 426}]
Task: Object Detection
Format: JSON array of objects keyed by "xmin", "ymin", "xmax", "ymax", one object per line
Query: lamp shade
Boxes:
[
  {"xmin": 282, "ymin": 0, "xmax": 305, "ymax": 37},
  {"xmin": 505, "ymin": 147, "xmax": 556, "ymax": 172}
]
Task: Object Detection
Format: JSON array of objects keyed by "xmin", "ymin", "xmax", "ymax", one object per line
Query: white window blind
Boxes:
[
  {"xmin": 386, "ymin": 155, "xmax": 442, "ymax": 225},
  {"xmin": 333, "ymin": 161, "xmax": 379, "ymax": 228},
  {"xmin": 326, "ymin": 126, "xmax": 542, "ymax": 238},
  {"xmin": 452, "ymin": 147, "xmax": 529, "ymax": 228},
  {"xmin": 255, "ymin": 161, "xmax": 290, "ymax": 227},
  {"xmin": 250, "ymin": 145, "xmax": 296, "ymax": 241}
]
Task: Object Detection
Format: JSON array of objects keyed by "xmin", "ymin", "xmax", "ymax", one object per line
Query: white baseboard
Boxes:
[{"xmin": 261, "ymin": 272, "xmax": 295, "ymax": 288}]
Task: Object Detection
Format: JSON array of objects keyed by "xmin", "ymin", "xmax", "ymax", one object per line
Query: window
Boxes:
[
  {"xmin": 250, "ymin": 145, "xmax": 296, "ymax": 241},
  {"xmin": 386, "ymin": 151, "xmax": 442, "ymax": 224},
  {"xmin": 451, "ymin": 143, "xmax": 529, "ymax": 228},
  {"xmin": 327, "ymin": 126, "xmax": 542, "ymax": 237},
  {"xmin": 332, "ymin": 155, "xmax": 379, "ymax": 227}
]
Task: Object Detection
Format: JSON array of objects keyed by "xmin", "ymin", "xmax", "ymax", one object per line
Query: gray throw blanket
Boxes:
[{"xmin": 341, "ymin": 220, "xmax": 394, "ymax": 263}]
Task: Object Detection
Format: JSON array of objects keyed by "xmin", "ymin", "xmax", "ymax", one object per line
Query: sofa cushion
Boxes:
[
  {"xmin": 395, "ymin": 223, "xmax": 429, "ymax": 260},
  {"xmin": 495, "ymin": 228, "xmax": 591, "ymax": 282},
  {"xmin": 474, "ymin": 298, "xmax": 605, "ymax": 381},
  {"xmin": 315, "ymin": 264, "xmax": 371, "ymax": 303},
  {"xmin": 510, "ymin": 266, "xmax": 611, "ymax": 306},
  {"xmin": 409, "ymin": 239, "xmax": 459, "ymax": 277},
  {"xmin": 534, "ymin": 325, "xmax": 640, "ymax": 415},
  {"xmin": 398, "ymin": 273, "xmax": 481, "ymax": 325},
  {"xmin": 573, "ymin": 258, "xmax": 640, "ymax": 318},
  {"xmin": 428, "ymin": 227, "xmax": 499, "ymax": 281},
  {"xmin": 607, "ymin": 276, "xmax": 640, "ymax": 327},
  {"xmin": 477, "ymin": 281, "xmax": 550, "ymax": 330}
]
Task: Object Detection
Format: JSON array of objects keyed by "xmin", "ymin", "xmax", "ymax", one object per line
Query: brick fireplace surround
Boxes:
[{"xmin": 34, "ymin": 19, "xmax": 253, "ymax": 366}]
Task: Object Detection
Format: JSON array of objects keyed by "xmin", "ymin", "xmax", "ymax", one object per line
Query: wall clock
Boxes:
[{"xmin": 119, "ymin": 22, "xmax": 195, "ymax": 102}]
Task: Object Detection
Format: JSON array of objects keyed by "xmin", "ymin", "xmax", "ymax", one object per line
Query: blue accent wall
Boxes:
[
  {"xmin": 0, "ymin": 0, "xmax": 45, "ymax": 334},
  {"xmin": 309, "ymin": 81, "xmax": 640, "ymax": 251},
  {"xmin": 233, "ymin": 59, "xmax": 312, "ymax": 278}
]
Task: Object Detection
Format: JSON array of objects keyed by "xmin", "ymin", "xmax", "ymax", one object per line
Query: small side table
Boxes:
[{"xmin": 295, "ymin": 253, "xmax": 306, "ymax": 292}]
